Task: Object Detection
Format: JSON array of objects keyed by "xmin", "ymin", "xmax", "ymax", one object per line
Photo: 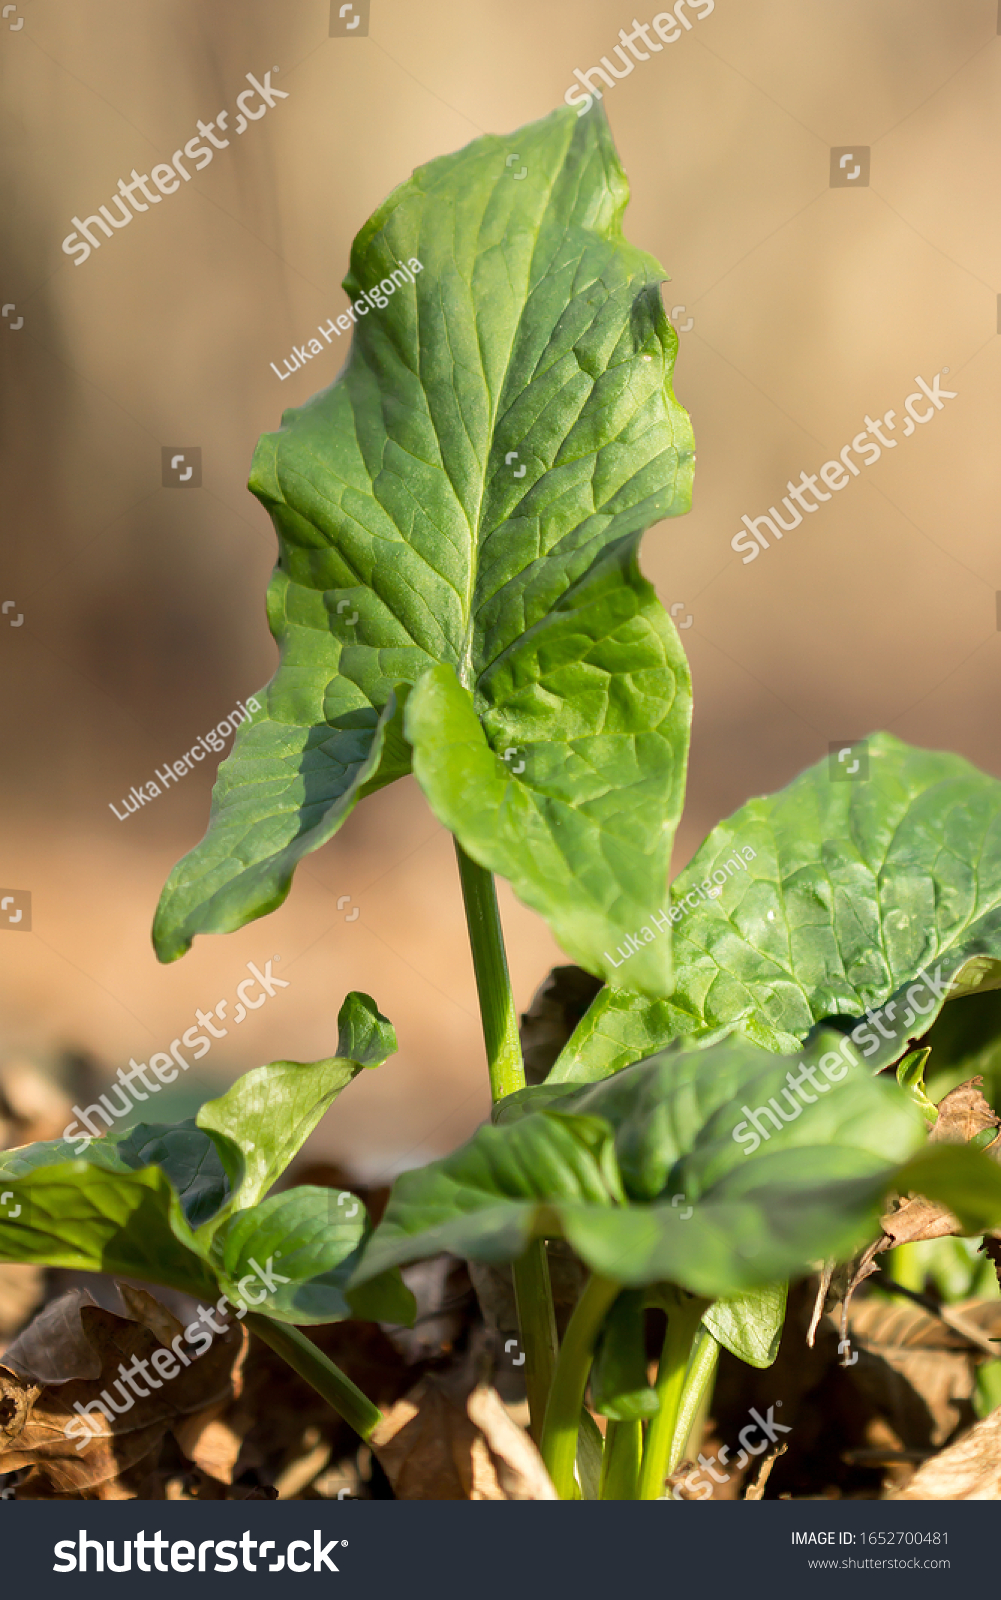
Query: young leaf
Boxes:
[
  {"xmin": 114, "ymin": 1119, "xmax": 231, "ymax": 1229},
  {"xmin": 0, "ymin": 1015, "xmax": 412, "ymax": 1327},
  {"xmin": 896, "ymin": 1047, "xmax": 937, "ymax": 1125},
  {"xmin": 210, "ymin": 1187, "xmax": 414, "ymax": 1326},
  {"xmin": 335, "ymin": 989, "xmax": 398, "ymax": 1067},
  {"xmin": 351, "ymin": 1033, "xmax": 947, "ymax": 1299},
  {"xmin": 701, "ymin": 1282, "xmax": 787, "ymax": 1370},
  {"xmin": 193, "ymin": 991, "xmax": 397, "ymax": 1220},
  {"xmin": 590, "ymin": 1289, "xmax": 660, "ymax": 1419},
  {"xmin": 104, "ymin": 994, "xmax": 397, "ymax": 1244},
  {"xmin": 551, "ymin": 733, "xmax": 1001, "ymax": 1082},
  {"xmin": 151, "ymin": 104, "xmax": 695, "ymax": 990}
]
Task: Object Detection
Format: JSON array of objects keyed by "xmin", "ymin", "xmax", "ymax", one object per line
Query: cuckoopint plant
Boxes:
[{"xmin": 5, "ymin": 103, "xmax": 1001, "ymax": 1499}]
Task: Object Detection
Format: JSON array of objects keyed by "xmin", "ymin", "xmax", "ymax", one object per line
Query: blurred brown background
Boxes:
[{"xmin": 1, "ymin": 0, "xmax": 999, "ymax": 1177}]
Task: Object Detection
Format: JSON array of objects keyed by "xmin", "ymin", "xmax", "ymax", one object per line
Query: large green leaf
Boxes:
[
  {"xmin": 351, "ymin": 1032, "xmax": 971, "ymax": 1299},
  {"xmin": 550, "ymin": 734, "xmax": 1001, "ymax": 1082},
  {"xmin": 407, "ymin": 649, "xmax": 688, "ymax": 993},
  {"xmin": 152, "ymin": 104, "xmax": 695, "ymax": 986}
]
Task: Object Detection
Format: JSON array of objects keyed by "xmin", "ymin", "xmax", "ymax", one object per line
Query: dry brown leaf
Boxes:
[
  {"xmin": 13, "ymin": 1458, "xmax": 165, "ymax": 1500},
  {"xmin": 744, "ymin": 1443, "xmax": 787, "ymax": 1500},
  {"xmin": 117, "ymin": 1284, "xmax": 184, "ymax": 1350},
  {"xmin": 881, "ymin": 1195, "xmax": 963, "ymax": 1248},
  {"xmin": 3, "ymin": 1288, "xmax": 105, "ymax": 1384},
  {"xmin": 872, "ymin": 1079, "xmax": 999, "ymax": 1253},
  {"xmin": 850, "ymin": 1296, "xmax": 1001, "ymax": 1355},
  {"xmin": 172, "ymin": 1404, "xmax": 248, "ymax": 1484},
  {"xmin": 0, "ymin": 1288, "xmax": 246, "ymax": 1495},
  {"xmin": 837, "ymin": 1079, "xmax": 1001, "ymax": 1320},
  {"xmin": 370, "ymin": 1373, "xmax": 557, "ymax": 1500},
  {"xmin": 846, "ymin": 1297, "xmax": 1001, "ymax": 1451},
  {"xmin": 466, "ymin": 1381, "xmax": 557, "ymax": 1499},
  {"xmin": 887, "ymin": 1404, "xmax": 1001, "ymax": 1499},
  {"xmin": 927, "ymin": 1078, "xmax": 999, "ymax": 1145},
  {"xmin": 0, "ymin": 1363, "xmax": 41, "ymax": 1448}
]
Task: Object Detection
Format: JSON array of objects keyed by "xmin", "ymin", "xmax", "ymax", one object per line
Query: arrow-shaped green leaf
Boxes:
[{"xmin": 152, "ymin": 104, "xmax": 695, "ymax": 993}]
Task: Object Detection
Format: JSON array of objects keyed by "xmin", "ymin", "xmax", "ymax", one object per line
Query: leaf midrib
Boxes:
[{"xmin": 452, "ymin": 129, "xmax": 580, "ymax": 689}]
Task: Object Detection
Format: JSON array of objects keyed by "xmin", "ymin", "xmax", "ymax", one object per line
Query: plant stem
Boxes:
[
  {"xmin": 454, "ymin": 841, "xmax": 525, "ymax": 1103},
  {"xmin": 886, "ymin": 1241, "xmax": 925, "ymax": 1293},
  {"xmin": 512, "ymin": 1237, "xmax": 559, "ymax": 1444},
  {"xmin": 540, "ymin": 1273, "xmax": 621, "ymax": 1499},
  {"xmin": 668, "ymin": 1328, "xmax": 720, "ymax": 1472},
  {"xmin": 598, "ymin": 1418, "xmax": 643, "ymax": 1500},
  {"xmin": 245, "ymin": 1314, "xmax": 383, "ymax": 1441},
  {"xmin": 636, "ymin": 1296, "xmax": 707, "ymax": 1500},
  {"xmin": 454, "ymin": 839, "xmax": 560, "ymax": 1439}
]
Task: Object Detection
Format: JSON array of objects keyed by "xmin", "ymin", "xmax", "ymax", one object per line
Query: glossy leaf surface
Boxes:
[
  {"xmin": 352, "ymin": 1033, "xmax": 971, "ymax": 1298},
  {"xmin": 551, "ymin": 735, "xmax": 1001, "ymax": 1081},
  {"xmin": 152, "ymin": 105, "xmax": 695, "ymax": 988}
]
